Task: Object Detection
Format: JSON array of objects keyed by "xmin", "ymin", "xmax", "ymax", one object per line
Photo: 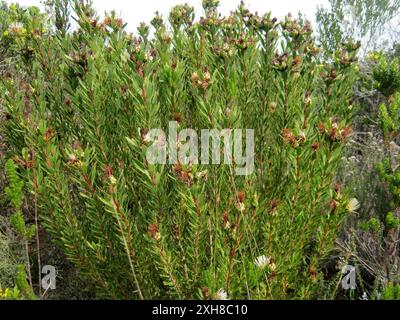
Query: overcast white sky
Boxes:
[{"xmin": 5, "ymin": 0, "xmax": 329, "ymax": 31}]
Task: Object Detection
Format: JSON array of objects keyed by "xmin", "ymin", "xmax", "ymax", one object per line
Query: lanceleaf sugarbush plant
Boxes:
[{"xmin": 1, "ymin": 0, "xmax": 359, "ymax": 299}]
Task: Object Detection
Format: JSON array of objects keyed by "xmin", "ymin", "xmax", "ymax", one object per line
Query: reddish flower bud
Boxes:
[
  {"xmin": 329, "ymin": 199, "xmax": 337, "ymax": 212},
  {"xmin": 311, "ymin": 142, "xmax": 320, "ymax": 151},
  {"xmin": 237, "ymin": 191, "xmax": 245, "ymax": 203}
]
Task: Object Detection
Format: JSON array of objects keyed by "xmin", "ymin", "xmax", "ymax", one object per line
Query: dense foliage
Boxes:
[
  {"xmin": 2, "ymin": 0, "xmax": 399, "ymax": 300},
  {"xmin": 0, "ymin": 0, "xmax": 360, "ymax": 299}
]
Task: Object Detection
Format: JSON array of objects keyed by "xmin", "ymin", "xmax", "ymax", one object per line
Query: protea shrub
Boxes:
[{"xmin": 1, "ymin": 0, "xmax": 359, "ymax": 299}]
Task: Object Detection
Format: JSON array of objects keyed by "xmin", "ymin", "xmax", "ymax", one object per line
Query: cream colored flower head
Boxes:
[
  {"xmin": 9, "ymin": 22, "xmax": 24, "ymax": 34},
  {"xmin": 109, "ymin": 175, "xmax": 117, "ymax": 185},
  {"xmin": 143, "ymin": 132, "xmax": 152, "ymax": 144},
  {"xmin": 254, "ymin": 255, "xmax": 271, "ymax": 270},
  {"xmin": 269, "ymin": 261, "xmax": 277, "ymax": 272},
  {"xmin": 347, "ymin": 198, "xmax": 360, "ymax": 213},
  {"xmin": 215, "ymin": 288, "xmax": 228, "ymax": 300}
]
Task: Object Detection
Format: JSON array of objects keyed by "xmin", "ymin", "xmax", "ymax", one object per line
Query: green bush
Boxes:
[
  {"xmin": 372, "ymin": 54, "xmax": 400, "ymax": 98},
  {"xmin": 1, "ymin": 1, "xmax": 359, "ymax": 299},
  {"xmin": 343, "ymin": 50, "xmax": 400, "ymax": 293},
  {"xmin": 0, "ymin": 229, "xmax": 17, "ymax": 288},
  {"xmin": 0, "ymin": 1, "xmax": 47, "ymax": 64},
  {"xmin": 0, "ymin": 265, "xmax": 36, "ymax": 300},
  {"xmin": 382, "ymin": 282, "xmax": 400, "ymax": 300}
]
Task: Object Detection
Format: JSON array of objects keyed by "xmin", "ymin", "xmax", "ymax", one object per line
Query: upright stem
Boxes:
[
  {"xmin": 24, "ymin": 239, "xmax": 33, "ymax": 289},
  {"xmin": 112, "ymin": 197, "xmax": 144, "ymax": 300},
  {"xmin": 33, "ymin": 162, "xmax": 42, "ymax": 297}
]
